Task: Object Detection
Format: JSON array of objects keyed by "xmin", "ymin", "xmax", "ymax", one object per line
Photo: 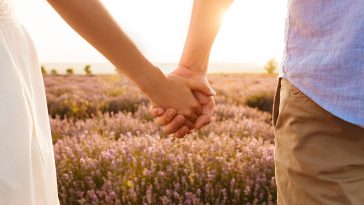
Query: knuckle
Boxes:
[
  {"xmin": 156, "ymin": 116, "xmax": 169, "ymax": 126},
  {"xmin": 173, "ymin": 117, "xmax": 182, "ymax": 127},
  {"xmin": 167, "ymin": 109, "xmax": 176, "ymax": 119},
  {"xmin": 167, "ymin": 111, "xmax": 173, "ymax": 118},
  {"xmin": 161, "ymin": 117, "xmax": 169, "ymax": 125},
  {"xmin": 165, "ymin": 110, "xmax": 171, "ymax": 118},
  {"xmin": 162, "ymin": 116, "xmax": 170, "ymax": 123}
]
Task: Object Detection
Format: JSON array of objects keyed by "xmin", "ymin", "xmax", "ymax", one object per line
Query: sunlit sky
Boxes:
[{"xmin": 13, "ymin": 0, "xmax": 288, "ymax": 66}]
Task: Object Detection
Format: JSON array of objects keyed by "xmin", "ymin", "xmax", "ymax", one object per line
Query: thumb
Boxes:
[{"xmin": 187, "ymin": 80, "xmax": 216, "ymax": 96}]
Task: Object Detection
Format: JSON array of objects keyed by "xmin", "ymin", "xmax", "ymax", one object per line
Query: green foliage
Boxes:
[
  {"xmin": 245, "ymin": 92, "xmax": 274, "ymax": 112},
  {"xmin": 41, "ymin": 65, "xmax": 47, "ymax": 75},
  {"xmin": 264, "ymin": 59, "xmax": 278, "ymax": 74},
  {"xmin": 84, "ymin": 64, "xmax": 92, "ymax": 75},
  {"xmin": 47, "ymin": 96, "xmax": 98, "ymax": 119},
  {"xmin": 50, "ymin": 69, "xmax": 58, "ymax": 76},
  {"xmin": 66, "ymin": 68, "xmax": 74, "ymax": 76}
]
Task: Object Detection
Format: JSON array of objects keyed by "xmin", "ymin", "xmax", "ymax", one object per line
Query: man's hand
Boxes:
[
  {"xmin": 151, "ymin": 108, "xmax": 192, "ymax": 138},
  {"xmin": 149, "ymin": 0, "xmax": 231, "ymax": 138},
  {"xmin": 150, "ymin": 65, "xmax": 216, "ymax": 138},
  {"xmin": 192, "ymin": 91, "xmax": 215, "ymax": 129}
]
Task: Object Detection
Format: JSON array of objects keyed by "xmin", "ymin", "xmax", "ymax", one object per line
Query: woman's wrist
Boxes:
[{"xmin": 137, "ymin": 65, "xmax": 168, "ymax": 97}]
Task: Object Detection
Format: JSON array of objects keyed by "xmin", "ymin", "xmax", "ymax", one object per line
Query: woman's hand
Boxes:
[{"xmin": 172, "ymin": 66, "xmax": 216, "ymax": 129}]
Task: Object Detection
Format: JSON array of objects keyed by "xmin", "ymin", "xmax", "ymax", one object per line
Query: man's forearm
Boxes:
[
  {"xmin": 179, "ymin": 0, "xmax": 233, "ymax": 74},
  {"xmin": 47, "ymin": 0, "xmax": 164, "ymax": 95}
]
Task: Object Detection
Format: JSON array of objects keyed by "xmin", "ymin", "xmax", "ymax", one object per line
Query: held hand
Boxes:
[
  {"xmin": 192, "ymin": 91, "xmax": 215, "ymax": 129},
  {"xmin": 147, "ymin": 72, "xmax": 214, "ymax": 123},
  {"xmin": 151, "ymin": 92, "xmax": 215, "ymax": 138},
  {"xmin": 151, "ymin": 65, "xmax": 216, "ymax": 138},
  {"xmin": 151, "ymin": 108, "xmax": 192, "ymax": 138}
]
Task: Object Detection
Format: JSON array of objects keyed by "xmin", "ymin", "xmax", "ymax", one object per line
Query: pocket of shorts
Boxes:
[
  {"xmin": 272, "ymin": 78, "xmax": 282, "ymax": 128},
  {"xmin": 288, "ymin": 82, "xmax": 309, "ymax": 103}
]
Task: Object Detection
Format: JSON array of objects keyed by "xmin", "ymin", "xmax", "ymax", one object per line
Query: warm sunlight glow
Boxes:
[
  {"xmin": 210, "ymin": 0, "xmax": 288, "ymax": 64},
  {"xmin": 13, "ymin": 0, "xmax": 288, "ymax": 72}
]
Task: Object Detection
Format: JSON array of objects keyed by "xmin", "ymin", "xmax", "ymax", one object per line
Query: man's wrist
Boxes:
[{"xmin": 174, "ymin": 64, "xmax": 207, "ymax": 81}]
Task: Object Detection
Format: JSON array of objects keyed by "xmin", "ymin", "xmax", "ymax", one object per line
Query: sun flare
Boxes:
[
  {"xmin": 14, "ymin": 0, "xmax": 288, "ymax": 70},
  {"xmin": 212, "ymin": 0, "xmax": 288, "ymax": 64}
]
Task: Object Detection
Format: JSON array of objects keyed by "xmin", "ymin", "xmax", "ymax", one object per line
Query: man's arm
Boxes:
[
  {"xmin": 178, "ymin": 0, "xmax": 233, "ymax": 74},
  {"xmin": 152, "ymin": 0, "xmax": 233, "ymax": 137}
]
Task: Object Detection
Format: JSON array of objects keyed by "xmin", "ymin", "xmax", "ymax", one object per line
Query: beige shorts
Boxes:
[{"xmin": 272, "ymin": 78, "xmax": 364, "ymax": 205}]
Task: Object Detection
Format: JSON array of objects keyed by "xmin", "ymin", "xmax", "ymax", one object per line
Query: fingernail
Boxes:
[{"xmin": 211, "ymin": 89, "xmax": 217, "ymax": 96}]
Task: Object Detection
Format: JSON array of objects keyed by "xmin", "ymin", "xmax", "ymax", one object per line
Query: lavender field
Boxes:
[{"xmin": 45, "ymin": 74, "xmax": 278, "ymax": 205}]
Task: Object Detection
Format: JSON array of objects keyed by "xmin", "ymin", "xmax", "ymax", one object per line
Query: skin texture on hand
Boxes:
[
  {"xmin": 151, "ymin": 89, "xmax": 215, "ymax": 138},
  {"xmin": 154, "ymin": 0, "xmax": 232, "ymax": 137},
  {"xmin": 147, "ymin": 74, "xmax": 204, "ymax": 121},
  {"xmin": 173, "ymin": 65, "xmax": 216, "ymax": 130},
  {"xmin": 151, "ymin": 108, "xmax": 192, "ymax": 138},
  {"xmin": 192, "ymin": 91, "xmax": 215, "ymax": 129},
  {"xmin": 151, "ymin": 65, "xmax": 216, "ymax": 138}
]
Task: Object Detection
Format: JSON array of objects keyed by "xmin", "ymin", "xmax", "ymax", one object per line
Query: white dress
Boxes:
[{"xmin": 0, "ymin": 1, "xmax": 59, "ymax": 204}]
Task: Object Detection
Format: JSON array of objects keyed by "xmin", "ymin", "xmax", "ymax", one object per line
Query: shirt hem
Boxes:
[{"xmin": 280, "ymin": 73, "xmax": 364, "ymax": 128}]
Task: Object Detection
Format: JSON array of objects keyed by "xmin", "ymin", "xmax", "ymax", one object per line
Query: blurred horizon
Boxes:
[
  {"xmin": 14, "ymin": 0, "xmax": 288, "ymax": 73},
  {"xmin": 41, "ymin": 62, "xmax": 268, "ymax": 75}
]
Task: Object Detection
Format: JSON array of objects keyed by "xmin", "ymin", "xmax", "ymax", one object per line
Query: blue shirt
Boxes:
[{"xmin": 280, "ymin": 0, "xmax": 364, "ymax": 128}]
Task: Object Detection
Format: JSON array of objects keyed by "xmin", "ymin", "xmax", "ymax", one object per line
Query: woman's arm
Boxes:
[
  {"xmin": 47, "ymin": 0, "xmax": 213, "ymax": 119},
  {"xmin": 47, "ymin": 0, "xmax": 157, "ymax": 92}
]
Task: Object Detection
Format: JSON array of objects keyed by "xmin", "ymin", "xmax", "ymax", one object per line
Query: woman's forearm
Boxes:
[
  {"xmin": 47, "ymin": 0, "xmax": 164, "ymax": 95},
  {"xmin": 179, "ymin": 0, "xmax": 233, "ymax": 74}
]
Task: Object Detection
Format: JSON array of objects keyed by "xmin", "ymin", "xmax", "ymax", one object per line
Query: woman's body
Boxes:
[
  {"xmin": 0, "ymin": 1, "xmax": 59, "ymax": 204},
  {"xmin": 0, "ymin": 0, "xmax": 215, "ymax": 203}
]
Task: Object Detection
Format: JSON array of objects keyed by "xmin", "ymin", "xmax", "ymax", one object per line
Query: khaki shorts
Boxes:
[{"xmin": 272, "ymin": 78, "xmax": 364, "ymax": 205}]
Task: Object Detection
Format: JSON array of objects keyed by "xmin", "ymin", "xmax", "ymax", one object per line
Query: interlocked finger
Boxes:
[
  {"xmin": 155, "ymin": 108, "xmax": 177, "ymax": 126},
  {"xmin": 163, "ymin": 115, "xmax": 185, "ymax": 135},
  {"xmin": 174, "ymin": 125, "xmax": 190, "ymax": 138},
  {"xmin": 183, "ymin": 119, "xmax": 195, "ymax": 130}
]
